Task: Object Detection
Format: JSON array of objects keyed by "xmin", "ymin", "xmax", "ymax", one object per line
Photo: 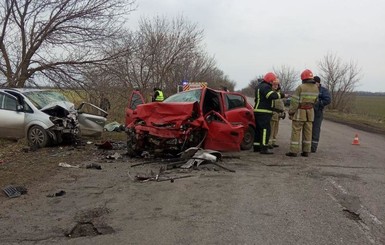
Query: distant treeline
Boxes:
[{"xmin": 355, "ymin": 91, "xmax": 385, "ymax": 96}]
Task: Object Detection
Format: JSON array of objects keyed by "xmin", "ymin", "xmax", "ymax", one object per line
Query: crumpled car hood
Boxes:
[
  {"xmin": 131, "ymin": 101, "xmax": 202, "ymax": 129},
  {"xmin": 40, "ymin": 101, "xmax": 78, "ymax": 131},
  {"xmin": 41, "ymin": 101, "xmax": 76, "ymax": 113}
]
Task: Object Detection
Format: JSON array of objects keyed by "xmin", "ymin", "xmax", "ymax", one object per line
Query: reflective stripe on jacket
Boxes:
[
  {"xmin": 289, "ymin": 82, "xmax": 319, "ymax": 122},
  {"xmin": 254, "ymin": 81, "xmax": 284, "ymax": 113},
  {"xmin": 154, "ymin": 90, "xmax": 164, "ymax": 101}
]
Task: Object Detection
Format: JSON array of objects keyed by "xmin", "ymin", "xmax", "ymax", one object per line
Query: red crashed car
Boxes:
[{"xmin": 125, "ymin": 88, "xmax": 255, "ymax": 156}]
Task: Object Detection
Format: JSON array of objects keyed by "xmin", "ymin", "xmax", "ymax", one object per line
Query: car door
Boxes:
[
  {"xmin": 203, "ymin": 111, "xmax": 244, "ymax": 152},
  {"xmin": 125, "ymin": 90, "xmax": 145, "ymax": 126},
  {"xmin": 76, "ymin": 102, "xmax": 108, "ymax": 137},
  {"xmin": 223, "ymin": 93, "xmax": 255, "ymax": 127},
  {"xmin": 0, "ymin": 91, "xmax": 25, "ymax": 139}
]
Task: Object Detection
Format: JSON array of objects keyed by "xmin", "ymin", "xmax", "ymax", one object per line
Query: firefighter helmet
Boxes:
[
  {"xmin": 263, "ymin": 72, "xmax": 277, "ymax": 84},
  {"xmin": 301, "ymin": 69, "xmax": 314, "ymax": 80}
]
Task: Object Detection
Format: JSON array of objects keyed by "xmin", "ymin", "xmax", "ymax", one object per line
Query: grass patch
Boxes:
[
  {"xmin": 324, "ymin": 94, "xmax": 385, "ymax": 135},
  {"xmin": 324, "ymin": 110, "xmax": 385, "ymax": 135},
  {"xmin": 352, "ymin": 95, "xmax": 385, "ymax": 122}
]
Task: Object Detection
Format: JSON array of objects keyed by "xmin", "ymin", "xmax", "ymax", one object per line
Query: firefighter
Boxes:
[
  {"xmin": 253, "ymin": 72, "xmax": 287, "ymax": 154},
  {"xmin": 268, "ymin": 79, "xmax": 285, "ymax": 148},
  {"xmin": 152, "ymin": 88, "xmax": 164, "ymax": 102},
  {"xmin": 311, "ymin": 76, "xmax": 331, "ymax": 152},
  {"xmin": 286, "ymin": 69, "xmax": 319, "ymax": 157}
]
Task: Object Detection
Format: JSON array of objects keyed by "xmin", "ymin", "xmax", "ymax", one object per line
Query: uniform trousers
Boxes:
[
  {"xmin": 269, "ymin": 119, "xmax": 279, "ymax": 145},
  {"xmin": 311, "ymin": 110, "xmax": 323, "ymax": 152},
  {"xmin": 289, "ymin": 120, "xmax": 313, "ymax": 154},
  {"xmin": 254, "ymin": 112, "xmax": 272, "ymax": 149}
]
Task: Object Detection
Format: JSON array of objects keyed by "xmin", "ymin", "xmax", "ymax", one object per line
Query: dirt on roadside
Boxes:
[{"xmin": 0, "ymin": 132, "xmax": 127, "ymax": 200}]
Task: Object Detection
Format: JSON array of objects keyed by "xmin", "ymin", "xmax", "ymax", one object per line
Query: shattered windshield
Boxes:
[
  {"xmin": 23, "ymin": 90, "xmax": 70, "ymax": 109},
  {"xmin": 164, "ymin": 89, "xmax": 202, "ymax": 103}
]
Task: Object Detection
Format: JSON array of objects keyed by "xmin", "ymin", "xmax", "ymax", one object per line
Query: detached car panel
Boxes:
[
  {"xmin": 0, "ymin": 88, "xmax": 107, "ymax": 147},
  {"xmin": 125, "ymin": 88, "xmax": 255, "ymax": 156}
]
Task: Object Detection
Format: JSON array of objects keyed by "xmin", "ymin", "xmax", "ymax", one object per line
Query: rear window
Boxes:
[{"xmin": 225, "ymin": 94, "xmax": 246, "ymax": 110}]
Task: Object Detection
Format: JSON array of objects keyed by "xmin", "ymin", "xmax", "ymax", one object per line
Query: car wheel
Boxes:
[
  {"xmin": 28, "ymin": 125, "xmax": 49, "ymax": 148},
  {"xmin": 240, "ymin": 126, "xmax": 255, "ymax": 150}
]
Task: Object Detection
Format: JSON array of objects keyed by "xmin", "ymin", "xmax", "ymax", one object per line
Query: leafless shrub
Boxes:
[
  {"xmin": 318, "ymin": 53, "xmax": 361, "ymax": 111},
  {"xmin": 273, "ymin": 65, "xmax": 299, "ymax": 92}
]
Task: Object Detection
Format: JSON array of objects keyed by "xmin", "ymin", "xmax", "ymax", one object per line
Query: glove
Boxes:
[{"xmin": 279, "ymin": 112, "xmax": 286, "ymax": 120}]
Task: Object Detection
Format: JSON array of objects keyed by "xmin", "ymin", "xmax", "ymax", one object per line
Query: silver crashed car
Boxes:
[{"xmin": 0, "ymin": 88, "xmax": 108, "ymax": 147}]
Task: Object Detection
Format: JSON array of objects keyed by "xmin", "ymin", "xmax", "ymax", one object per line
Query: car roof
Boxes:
[
  {"xmin": 3, "ymin": 88, "xmax": 46, "ymax": 92},
  {"xmin": 1, "ymin": 88, "xmax": 57, "ymax": 96}
]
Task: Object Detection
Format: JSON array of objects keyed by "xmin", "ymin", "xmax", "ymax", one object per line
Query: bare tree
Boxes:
[
  {"xmin": 239, "ymin": 76, "xmax": 263, "ymax": 97},
  {"xmin": 0, "ymin": 0, "xmax": 135, "ymax": 88},
  {"xmin": 147, "ymin": 16, "xmax": 210, "ymax": 93},
  {"xmin": 102, "ymin": 16, "xmax": 219, "ymax": 98},
  {"xmin": 273, "ymin": 65, "xmax": 299, "ymax": 92},
  {"xmin": 317, "ymin": 53, "xmax": 361, "ymax": 111},
  {"xmin": 83, "ymin": 15, "xmax": 236, "ymax": 100},
  {"xmin": 166, "ymin": 50, "xmax": 217, "ymax": 93}
]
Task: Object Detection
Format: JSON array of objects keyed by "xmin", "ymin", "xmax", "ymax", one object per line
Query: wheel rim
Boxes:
[
  {"xmin": 244, "ymin": 130, "xmax": 252, "ymax": 143},
  {"xmin": 30, "ymin": 128, "xmax": 45, "ymax": 145}
]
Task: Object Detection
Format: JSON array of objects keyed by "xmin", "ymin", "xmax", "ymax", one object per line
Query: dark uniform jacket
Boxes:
[
  {"xmin": 314, "ymin": 85, "xmax": 331, "ymax": 112},
  {"xmin": 254, "ymin": 81, "xmax": 285, "ymax": 113}
]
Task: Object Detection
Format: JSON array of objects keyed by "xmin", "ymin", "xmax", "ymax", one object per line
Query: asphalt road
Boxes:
[{"xmin": 1, "ymin": 117, "xmax": 385, "ymax": 244}]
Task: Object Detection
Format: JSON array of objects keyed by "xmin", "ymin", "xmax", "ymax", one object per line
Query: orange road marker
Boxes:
[{"xmin": 352, "ymin": 134, "xmax": 360, "ymax": 145}]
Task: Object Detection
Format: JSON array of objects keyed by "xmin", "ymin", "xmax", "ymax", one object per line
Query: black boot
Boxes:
[
  {"xmin": 260, "ymin": 147, "xmax": 274, "ymax": 154},
  {"xmin": 301, "ymin": 152, "xmax": 309, "ymax": 157},
  {"xmin": 285, "ymin": 152, "xmax": 297, "ymax": 157},
  {"xmin": 253, "ymin": 146, "xmax": 261, "ymax": 152},
  {"xmin": 311, "ymin": 147, "xmax": 317, "ymax": 153}
]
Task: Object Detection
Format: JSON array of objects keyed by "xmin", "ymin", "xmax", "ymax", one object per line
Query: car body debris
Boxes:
[
  {"xmin": 47, "ymin": 190, "xmax": 66, "ymax": 197},
  {"xmin": 130, "ymin": 147, "xmax": 236, "ymax": 173},
  {"xmin": 128, "ymin": 171, "xmax": 193, "ymax": 183},
  {"xmin": 104, "ymin": 121, "xmax": 125, "ymax": 132},
  {"xmin": 2, "ymin": 185, "xmax": 28, "ymax": 198},
  {"xmin": 95, "ymin": 140, "xmax": 113, "ymax": 150},
  {"xmin": 106, "ymin": 152, "xmax": 122, "ymax": 160},
  {"xmin": 85, "ymin": 163, "xmax": 102, "ymax": 170},
  {"xmin": 58, "ymin": 162, "xmax": 102, "ymax": 170},
  {"xmin": 59, "ymin": 162, "xmax": 80, "ymax": 168}
]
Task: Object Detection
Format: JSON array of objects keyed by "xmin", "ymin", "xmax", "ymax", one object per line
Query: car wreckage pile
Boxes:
[{"xmin": 125, "ymin": 88, "xmax": 256, "ymax": 158}]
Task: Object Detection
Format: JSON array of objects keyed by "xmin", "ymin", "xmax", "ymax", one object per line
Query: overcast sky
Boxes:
[{"xmin": 127, "ymin": 0, "xmax": 385, "ymax": 92}]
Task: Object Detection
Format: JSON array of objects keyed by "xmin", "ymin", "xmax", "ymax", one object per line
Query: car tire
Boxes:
[
  {"xmin": 240, "ymin": 126, "xmax": 255, "ymax": 150},
  {"xmin": 28, "ymin": 125, "xmax": 49, "ymax": 148}
]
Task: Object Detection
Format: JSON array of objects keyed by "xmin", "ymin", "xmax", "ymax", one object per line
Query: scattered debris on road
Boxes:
[
  {"xmin": 106, "ymin": 152, "xmax": 122, "ymax": 160},
  {"xmin": 58, "ymin": 162, "xmax": 80, "ymax": 168},
  {"xmin": 47, "ymin": 190, "xmax": 66, "ymax": 197},
  {"xmin": 85, "ymin": 163, "xmax": 102, "ymax": 170},
  {"xmin": 2, "ymin": 185, "xmax": 28, "ymax": 198}
]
